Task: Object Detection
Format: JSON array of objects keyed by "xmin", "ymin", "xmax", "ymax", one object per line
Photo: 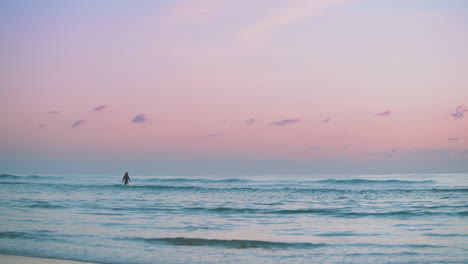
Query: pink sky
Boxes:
[{"xmin": 0, "ymin": 0, "xmax": 467, "ymax": 174}]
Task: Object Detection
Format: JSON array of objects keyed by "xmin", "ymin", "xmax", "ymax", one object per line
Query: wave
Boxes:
[
  {"xmin": 115, "ymin": 185, "xmax": 467, "ymax": 194},
  {"xmin": 26, "ymin": 201, "xmax": 65, "ymax": 209},
  {"xmin": 139, "ymin": 177, "xmax": 435, "ymax": 185},
  {"xmin": 316, "ymin": 232, "xmax": 379, "ymax": 237},
  {"xmin": 0, "ymin": 181, "xmax": 30, "ymax": 185},
  {"xmin": 423, "ymin": 233, "xmax": 468, "ymax": 237},
  {"xmin": 131, "ymin": 237, "xmax": 327, "ymax": 249},
  {"xmin": 141, "ymin": 178, "xmax": 250, "ymax": 184},
  {"xmin": 0, "ymin": 174, "xmax": 44, "ymax": 180},
  {"xmin": 179, "ymin": 206, "xmax": 468, "ymax": 218},
  {"xmin": 315, "ymin": 179, "xmax": 435, "ymax": 184},
  {"xmin": 126, "ymin": 236, "xmax": 444, "ymax": 250},
  {"xmin": 0, "ymin": 231, "xmax": 38, "ymax": 239},
  {"xmin": 0, "ymin": 230, "xmax": 55, "ymax": 240},
  {"xmin": 2, "ymin": 179, "xmax": 465, "ymax": 194}
]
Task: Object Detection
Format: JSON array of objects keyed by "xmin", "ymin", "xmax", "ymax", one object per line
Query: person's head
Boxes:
[{"xmin": 125, "ymin": 172, "xmax": 128, "ymax": 176}]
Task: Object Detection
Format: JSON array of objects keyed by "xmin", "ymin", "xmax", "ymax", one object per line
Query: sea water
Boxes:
[{"xmin": 0, "ymin": 173, "xmax": 467, "ymax": 264}]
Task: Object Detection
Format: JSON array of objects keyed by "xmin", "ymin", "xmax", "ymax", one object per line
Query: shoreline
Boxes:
[{"xmin": 0, "ymin": 254, "xmax": 99, "ymax": 264}]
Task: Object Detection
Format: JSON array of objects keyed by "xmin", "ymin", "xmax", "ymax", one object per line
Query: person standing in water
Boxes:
[{"xmin": 122, "ymin": 172, "xmax": 131, "ymax": 185}]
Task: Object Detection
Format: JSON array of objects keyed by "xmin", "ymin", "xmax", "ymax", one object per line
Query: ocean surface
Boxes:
[{"xmin": 0, "ymin": 173, "xmax": 467, "ymax": 264}]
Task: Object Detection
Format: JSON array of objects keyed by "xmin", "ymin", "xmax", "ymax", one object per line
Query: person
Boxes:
[{"xmin": 122, "ymin": 172, "xmax": 131, "ymax": 185}]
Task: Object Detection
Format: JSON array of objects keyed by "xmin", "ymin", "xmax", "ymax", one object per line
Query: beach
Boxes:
[{"xmin": 0, "ymin": 254, "xmax": 97, "ymax": 264}]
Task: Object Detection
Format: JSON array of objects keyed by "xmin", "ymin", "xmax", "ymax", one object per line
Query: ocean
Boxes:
[{"xmin": 0, "ymin": 173, "xmax": 467, "ymax": 264}]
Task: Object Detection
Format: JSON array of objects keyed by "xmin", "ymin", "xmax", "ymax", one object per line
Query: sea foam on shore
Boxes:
[{"xmin": 0, "ymin": 254, "xmax": 97, "ymax": 264}]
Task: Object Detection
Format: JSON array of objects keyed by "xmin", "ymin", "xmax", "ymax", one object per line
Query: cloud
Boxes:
[
  {"xmin": 245, "ymin": 118, "xmax": 257, "ymax": 125},
  {"xmin": 450, "ymin": 105, "xmax": 468, "ymax": 119},
  {"xmin": 205, "ymin": 132, "xmax": 223, "ymax": 137},
  {"xmin": 448, "ymin": 137, "xmax": 460, "ymax": 141},
  {"xmin": 132, "ymin": 114, "xmax": 147, "ymax": 123},
  {"xmin": 376, "ymin": 111, "xmax": 391, "ymax": 117},
  {"xmin": 71, "ymin": 120, "xmax": 86, "ymax": 128},
  {"xmin": 401, "ymin": 149, "xmax": 468, "ymax": 160},
  {"xmin": 373, "ymin": 148, "xmax": 398, "ymax": 158},
  {"xmin": 93, "ymin": 105, "xmax": 107, "ymax": 111},
  {"xmin": 48, "ymin": 110, "xmax": 60, "ymax": 114},
  {"xmin": 37, "ymin": 124, "xmax": 46, "ymax": 128},
  {"xmin": 154, "ymin": 0, "xmax": 217, "ymax": 22},
  {"xmin": 372, "ymin": 148, "xmax": 468, "ymax": 161},
  {"xmin": 321, "ymin": 117, "xmax": 331, "ymax": 123},
  {"xmin": 240, "ymin": 0, "xmax": 355, "ymax": 42},
  {"xmin": 269, "ymin": 119, "xmax": 301, "ymax": 127},
  {"xmin": 407, "ymin": 149, "xmax": 452, "ymax": 159}
]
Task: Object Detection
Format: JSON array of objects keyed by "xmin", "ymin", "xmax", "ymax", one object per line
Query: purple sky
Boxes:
[{"xmin": 0, "ymin": 0, "xmax": 467, "ymax": 175}]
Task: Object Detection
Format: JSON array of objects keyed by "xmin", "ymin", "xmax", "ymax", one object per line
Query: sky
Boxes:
[{"xmin": 0, "ymin": 0, "xmax": 467, "ymax": 175}]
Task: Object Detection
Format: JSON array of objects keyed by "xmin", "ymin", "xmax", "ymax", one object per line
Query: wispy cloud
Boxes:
[
  {"xmin": 155, "ymin": 0, "xmax": 216, "ymax": 22},
  {"xmin": 376, "ymin": 110, "xmax": 391, "ymax": 117},
  {"xmin": 37, "ymin": 124, "xmax": 46, "ymax": 128},
  {"xmin": 245, "ymin": 118, "xmax": 257, "ymax": 125},
  {"xmin": 93, "ymin": 105, "xmax": 107, "ymax": 111},
  {"xmin": 374, "ymin": 148, "xmax": 468, "ymax": 160},
  {"xmin": 240, "ymin": 0, "xmax": 355, "ymax": 42},
  {"xmin": 448, "ymin": 137, "xmax": 460, "ymax": 141},
  {"xmin": 72, "ymin": 120, "xmax": 86, "ymax": 128},
  {"xmin": 269, "ymin": 119, "xmax": 301, "ymax": 127},
  {"xmin": 132, "ymin": 114, "xmax": 147, "ymax": 123},
  {"xmin": 205, "ymin": 132, "xmax": 223, "ymax": 137},
  {"xmin": 321, "ymin": 117, "xmax": 331, "ymax": 124},
  {"xmin": 374, "ymin": 148, "xmax": 398, "ymax": 158},
  {"xmin": 48, "ymin": 110, "xmax": 60, "ymax": 114},
  {"xmin": 407, "ymin": 149, "xmax": 453, "ymax": 159},
  {"xmin": 450, "ymin": 105, "xmax": 468, "ymax": 119}
]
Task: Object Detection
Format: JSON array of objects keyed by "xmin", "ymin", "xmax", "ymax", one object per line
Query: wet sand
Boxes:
[{"xmin": 0, "ymin": 254, "xmax": 98, "ymax": 264}]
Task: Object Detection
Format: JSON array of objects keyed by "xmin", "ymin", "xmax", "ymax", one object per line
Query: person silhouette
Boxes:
[{"xmin": 122, "ymin": 172, "xmax": 131, "ymax": 185}]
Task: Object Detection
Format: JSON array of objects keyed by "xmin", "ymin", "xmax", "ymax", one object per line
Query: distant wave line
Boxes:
[
  {"xmin": 140, "ymin": 178, "xmax": 436, "ymax": 185},
  {"xmin": 0, "ymin": 174, "xmax": 46, "ymax": 180},
  {"xmin": 97, "ymin": 205, "xmax": 468, "ymax": 218},
  {"xmin": 124, "ymin": 236, "xmax": 444, "ymax": 249},
  {"xmin": 128, "ymin": 236, "xmax": 328, "ymax": 249},
  {"xmin": 141, "ymin": 178, "xmax": 250, "ymax": 184},
  {"xmin": 0, "ymin": 174, "xmax": 440, "ymax": 186},
  {"xmin": 2, "ymin": 181, "xmax": 466, "ymax": 193},
  {"xmin": 184, "ymin": 207, "xmax": 468, "ymax": 217}
]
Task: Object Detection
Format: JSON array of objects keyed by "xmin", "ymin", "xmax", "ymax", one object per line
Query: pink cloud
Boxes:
[
  {"xmin": 48, "ymin": 110, "xmax": 60, "ymax": 114},
  {"xmin": 321, "ymin": 117, "xmax": 331, "ymax": 123},
  {"xmin": 245, "ymin": 118, "xmax": 257, "ymax": 125},
  {"xmin": 376, "ymin": 111, "xmax": 391, "ymax": 117},
  {"xmin": 93, "ymin": 105, "xmax": 107, "ymax": 111},
  {"xmin": 132, "ymin": 114, "xmax": 147, "ymax": 123},
  {"xmin": 205, "ymin": 132, "xmax": 223, "ymax": 137},
  {"xmin": 240, "ymin": 0, "xmax": 355, "ymax": 43},
  {"xmin": 269, "ymin": 119, "xmax": 301, "ymax": 127},
  {"xmin": 71, "ymin": 120, "xmax": 86, "ymax": 128},
  {"xmin": 450, "ymin": 105, "xmax": 468, "ymax": 119}
]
